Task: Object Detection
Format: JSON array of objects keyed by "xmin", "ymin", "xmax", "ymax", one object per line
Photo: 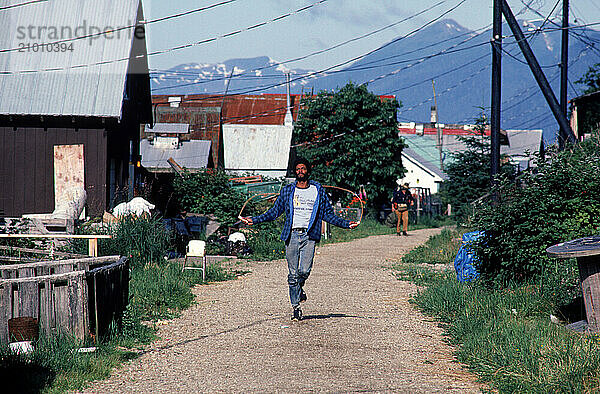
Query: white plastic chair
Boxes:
[{"xmin": 182, "ymin": 240, "xmax": 207, "ymax": 280}]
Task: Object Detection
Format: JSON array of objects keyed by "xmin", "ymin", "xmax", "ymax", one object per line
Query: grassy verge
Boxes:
[
  {"xmin": 1, "ymin": 261, "xmax": 236, "ymax": 393},
  {"xmin": 393, "ymin": 230, "xmax": 600, "ymax": 392}
]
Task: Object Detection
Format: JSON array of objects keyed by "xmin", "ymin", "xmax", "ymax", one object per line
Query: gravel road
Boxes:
[{"xmin": 82, "ymin": 228, "xmax": 481, "ymax": 393}]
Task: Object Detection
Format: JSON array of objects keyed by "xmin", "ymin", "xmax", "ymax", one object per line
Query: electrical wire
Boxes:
[
  {"xmin": 0, "ymin": 0, "xmax": 46, "ymax": 11},
  {"xmin": 0, "ymin": 0, "xmax": 330, "ymax": 74}
]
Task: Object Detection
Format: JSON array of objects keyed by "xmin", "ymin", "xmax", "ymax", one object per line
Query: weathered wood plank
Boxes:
[
  {"xmin": 0, "ymin": 255, "xmax": 119, "ymax": 271},
  {"xmin": 40, "ymin": 279, "xmax": 52, "ymax": 335},
  {"xmin": 0, "ymin": 270, "xmax": 85, "ymax": 284},
  {"xmin": 0, "ymin": 284, "xmax": 12, "ymax": 343},
  {"xmin": 0, "ymin": 245, "xmax": 86, "ymax": 258}
]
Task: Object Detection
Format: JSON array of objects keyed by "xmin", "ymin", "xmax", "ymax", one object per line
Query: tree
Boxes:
[
  {"xmin": 293, "ymin": 83, "xmax": 405, "ymax": 209},
  {"xmin": 439, "ymin": 114, "xmax": 514, "ymax": 221},
  {"xmin": 576, "ymin": 63, "xmax": 600, "ymax": 94}
]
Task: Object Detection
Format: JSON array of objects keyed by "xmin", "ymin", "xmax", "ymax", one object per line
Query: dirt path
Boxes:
[{"xmin": 83, "ymin": 229, "xmax": 481, "ymax": 393}]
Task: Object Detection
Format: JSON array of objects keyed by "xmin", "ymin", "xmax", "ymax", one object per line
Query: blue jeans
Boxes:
[{"xmin": 285, "ymin": 229, "xmax": 316, "ymax": 308}]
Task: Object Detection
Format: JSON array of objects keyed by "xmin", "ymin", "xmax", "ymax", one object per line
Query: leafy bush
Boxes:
[
  {"xmin": 173, "ymin": 170, "xmax": 248, "ymax": 227},
  {"xmin": 472, "ymin": 136, "xmax": 600, "ymax": 286},
  {"xmin": 293, "ymin": 82, "xmax": 405, "ymax": 209}
]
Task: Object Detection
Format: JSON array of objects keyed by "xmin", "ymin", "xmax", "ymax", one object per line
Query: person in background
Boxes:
[
  {"xmin": 391, "ymin": 182, "xmax": 414, "ymax": 236},
  {"xmin": 240, "ymin": 158, "xmax": 358, "ymax": 321}
]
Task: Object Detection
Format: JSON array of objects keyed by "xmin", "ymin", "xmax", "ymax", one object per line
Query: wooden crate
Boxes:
[{"xmin": 0, "ymin": 256, "xmax": 128, "ymax": 343}]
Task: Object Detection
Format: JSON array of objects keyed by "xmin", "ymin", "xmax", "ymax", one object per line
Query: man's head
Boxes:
[{"xmin": 294, "ymin": 157, "xmax": 311, "ymax": 182}]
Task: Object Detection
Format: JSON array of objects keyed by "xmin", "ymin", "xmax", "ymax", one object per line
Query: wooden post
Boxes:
[{"xmin": 88, "ymin": 238, "xmax": 98, "ymax": 257}]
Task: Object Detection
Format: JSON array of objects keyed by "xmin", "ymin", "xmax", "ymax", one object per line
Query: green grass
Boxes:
[
  {"xmin": 400, "ymin": 228, "xmax": 461, "ymax": 265},
  {"xmin": 325, "ymin": 217, "xmax": 396, "ymax": 244},
  {"xmin": 393, "ymin": 229, "xmax": 600, "ymax": 393}
]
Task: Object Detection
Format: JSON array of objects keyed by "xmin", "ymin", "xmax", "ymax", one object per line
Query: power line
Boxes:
[
  {"xmin": 0, "ymin": 0, "xmax": 46, "ymax": 11},
  {"xmin": 152, "ymin": 0, "xmax": 473, "ymax": 98},
  {"xmin": 0, "ymin": 0, "xmax": 329, "ymax": 73},
  {"xmin": 0, "ymin": 0, "xmax": 243, "ymax": 54}
]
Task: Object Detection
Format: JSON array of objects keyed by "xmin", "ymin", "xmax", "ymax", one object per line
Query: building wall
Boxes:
[
  {"xmin": 0, "ymin": 127, "xmax": 107, "ymax": 217},
  {"xmin": 223, "ymin": 124, "xmax": 293, "ymax": 178},
  {"xmin": 400, "ymin": 155, "xmax": 443, "ymax": 194}
]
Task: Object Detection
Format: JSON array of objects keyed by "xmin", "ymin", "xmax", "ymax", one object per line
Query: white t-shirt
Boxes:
[{"xmin": 291, "ymin": 185, "xmax": 317, "ymax": 229}]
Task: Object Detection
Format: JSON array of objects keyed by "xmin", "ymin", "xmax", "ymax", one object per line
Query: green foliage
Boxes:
[
  {"xmin": 401, "ymin": 229, "xmax": 461, "ymax": 265},
  {"xmin": 173, "ymin": 170, "xmax": 248, "ymax": 227},
  {"xmin": 293, "ymin": 82, "xmax": 405, "ymax": 208},
  {"xmin": 414, "ymin": 274, "xmax": 600, "ymax": 393},
  {"xmin": 396, "ymin": 228, "xmax": 600, "ymax": 392},
  {"xmin": 576, "ymin": 62, "xmax": 600, "ymax": 94},
  {"xmin": 472, "ymin": 136, "xmax": 600, "ymax": 286},
  {"xmin": 439, "ymin": 114, "xmax": 515, "ymax": 221},
  {"xmin": 325, "ymin": 217, "xmax": 395, "ymax": 243},
  {"xmin": 97, "ymin": 215, "xmax": 171, "ymax": 269},
  {"xmin": 246, "ymin": 218, "xmax": 286, "ymax": 261}
]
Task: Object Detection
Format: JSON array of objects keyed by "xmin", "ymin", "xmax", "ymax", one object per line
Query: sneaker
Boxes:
[
  {"xmin": 292, "ymin": 307, "xmax": 303, "ymax": 321},
  {"xmin": 300, "ymin": 289, "xmax": 307, "ymax": 303},
  {"xmin": 403, "ymin": 231, "xmax": 408, "ymax": 236}
]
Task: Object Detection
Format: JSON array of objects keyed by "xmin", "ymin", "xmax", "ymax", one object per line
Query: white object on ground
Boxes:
[
  {"xmin": 550, "ymin": 314, "xmax": 560, "ymax": 324},
  {"xmin": 113, "ymin": 197, "xmax": 155, "ymax": 218},
  {"xmin": 228, "ymin": 232, "xmax": 246, "ymax": 243},
  {"xmin": 76, "ymin": 347, "xmax": 97, "ymax": 353},
  {"xmin": 9, "ymin": 341, "xmax": 34, "ymax": 354}
]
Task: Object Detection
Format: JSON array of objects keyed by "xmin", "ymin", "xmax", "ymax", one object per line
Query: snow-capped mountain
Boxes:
[{"xmin": 151, "ymin": 19, "xmax": 600, "ymax": 142}]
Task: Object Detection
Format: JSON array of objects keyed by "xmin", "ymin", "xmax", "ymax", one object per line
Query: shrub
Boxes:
[
  {"xmin": 99, "ymin": 215, "xmax": 171, "ymax": 269},
  {"xmin": 471, "ymin": 136, "xmax": 600, "ymax": 286},
  {"xmin": 173, "ymin": 170, "xmax": 248, "ymax": 227}
]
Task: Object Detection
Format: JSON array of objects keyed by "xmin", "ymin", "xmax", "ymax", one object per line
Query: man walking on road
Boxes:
[
  {"xmin": 391, "ymin": 182, "xmax": 414, "ymax": 236},
  {"xmin": 240, "ymin": 158, "xmax": 358, "ymax": 321}
]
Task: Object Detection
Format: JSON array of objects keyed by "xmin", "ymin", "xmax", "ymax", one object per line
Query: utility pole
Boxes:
[
  {"xmin": 560, "ymin": 0, "xmax": 569, "ymax": 148},
  {"xmin": 491, "ymin": 0, "xmax": 502, "ymax": 181},
  {"xmin": 431, "ymin": 80, "xmax": 443, "ymax": 172},
  {"xmin": 501, "ymin": 0, "xmax": 576, "ymax": 145}
]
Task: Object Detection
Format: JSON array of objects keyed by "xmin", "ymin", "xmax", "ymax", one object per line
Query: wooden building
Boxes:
[{"xmin": 0, "ymin": 0, "xmax": 152, "ymax": 217}]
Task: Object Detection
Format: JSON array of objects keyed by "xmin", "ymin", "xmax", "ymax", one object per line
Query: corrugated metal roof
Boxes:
[
  {"xmin": 0, "ymin": 0, "xmax": 142, "ymax": 117},
  {"xmin": 144, "ymin": 123, "xmax": 189, "ymax": 134},
  {"xmin": 140, "ymin": 139, "xmax": 211, "ymax": 171},
  {"xmin": 502, "ymin": 130, "xmax": 542, "ymax": 157},
  {"xmin": 152, "ymin": 94, "xmax": 302, "ymax": 125}
]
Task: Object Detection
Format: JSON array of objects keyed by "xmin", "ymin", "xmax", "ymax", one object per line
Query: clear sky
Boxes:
[{"xmin": 144, "ymin": 0, "xmax": 600, "ymax": 72}]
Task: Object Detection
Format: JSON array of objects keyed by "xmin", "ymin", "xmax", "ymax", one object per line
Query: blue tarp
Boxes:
[{"xmin": 453, "ymin": 231, "xmax": 483, "ymax": 282}]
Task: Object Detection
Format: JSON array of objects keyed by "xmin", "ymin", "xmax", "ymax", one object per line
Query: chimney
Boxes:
[
  {"xmin": 430, "ymin": 106, "xmax": 438, "ymax": 124},
  {"xmin": 284, "ymin": 72, "xmax": 293, "ymax": 126}
]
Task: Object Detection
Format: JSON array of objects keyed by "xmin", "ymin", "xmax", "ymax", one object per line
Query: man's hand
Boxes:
[
  {"xmin": 349, "ymin": 221, "xmax": 359, "ymax": 229},
  {"xmin": 239, "ymin": 216, "xmax": 253, "ymax": 226}
]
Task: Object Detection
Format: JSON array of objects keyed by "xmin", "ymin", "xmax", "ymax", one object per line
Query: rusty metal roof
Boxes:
[
  {"xmin": 0, "ymin": 0, "xmax": 144, "ymax": 118},
  {"xmin": 152, "ymin": 94, "xmax": 303, "ymax": 125}
]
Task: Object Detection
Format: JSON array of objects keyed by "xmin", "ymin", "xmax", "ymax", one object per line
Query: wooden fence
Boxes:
[{"xmin": 0, "ymin": 256, "xmax": 128, "ymax": 343}]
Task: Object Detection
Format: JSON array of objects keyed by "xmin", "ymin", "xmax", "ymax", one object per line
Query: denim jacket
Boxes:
[{"xmin": 251, "ymin": 180, "xmax": 350, "ymax": 242}]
